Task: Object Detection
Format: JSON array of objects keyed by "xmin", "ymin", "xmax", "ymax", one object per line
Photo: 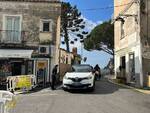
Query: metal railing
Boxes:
[
  {"xmin": 0, "ymin": 30, "xmax": 25, "ymax": 44},
  {"xmin": 6, "ymin": 75, "xmax": 36, "ymax": 92}
]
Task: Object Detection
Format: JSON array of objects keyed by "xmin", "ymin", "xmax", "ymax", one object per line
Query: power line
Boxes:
[{"xmin": 80, "ymin": 2, "xmax": 135, "ymax": 11}]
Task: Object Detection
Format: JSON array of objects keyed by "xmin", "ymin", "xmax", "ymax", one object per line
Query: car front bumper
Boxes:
[
  {"xmin": 63, "ymin": 79, "xmax": 94, "ymax": 90},
  {"xmin": 63, "ymin": 83, "xmax": 92, "ymax": 90}
]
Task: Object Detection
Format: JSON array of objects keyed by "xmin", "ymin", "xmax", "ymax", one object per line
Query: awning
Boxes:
[{"xmin": 0, "ymin": 49, "xmax": 33, "ymax": 59}]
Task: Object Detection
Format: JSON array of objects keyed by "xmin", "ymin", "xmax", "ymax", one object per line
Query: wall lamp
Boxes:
[
  {"xmin": 115, "ymin": 16, "xmax": 125, "ymax": 24},
  {"xmin": 116, "ymin": 14, "xmax": 138, "ymax": 24}
]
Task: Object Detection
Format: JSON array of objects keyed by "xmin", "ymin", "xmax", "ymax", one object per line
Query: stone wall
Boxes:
[
  {"xmin": 0, "ymin": 1, "xmax": 61, "ymax": 46},
  {"xmin": 140, "ymin": 0, "xmax": 150, "ymax": 87}
]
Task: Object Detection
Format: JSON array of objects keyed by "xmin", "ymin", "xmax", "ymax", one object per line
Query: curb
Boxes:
[{"xmin": 108, "ymin": 79, "xmax": 150, "ymax": 95}]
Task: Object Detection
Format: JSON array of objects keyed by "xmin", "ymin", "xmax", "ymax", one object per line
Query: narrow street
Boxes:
[{"xmin": 11, "ymin": 79, "xmax": 150, "ymax": 113}]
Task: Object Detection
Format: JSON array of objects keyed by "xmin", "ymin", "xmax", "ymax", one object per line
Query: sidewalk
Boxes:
[{"xmin": 106, "ymin": 75, "xmax": 150, "ymax": 95}]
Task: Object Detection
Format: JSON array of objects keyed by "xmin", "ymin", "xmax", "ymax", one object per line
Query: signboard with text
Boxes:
[{"xmin": 15, "ymin": 75, "xmax": 32, "ymax": 89}]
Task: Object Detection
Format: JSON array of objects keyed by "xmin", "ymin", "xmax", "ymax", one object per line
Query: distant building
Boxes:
[
  {"xmin": 105, "ymin": 58, "xmax": 114, "ymax": 74},
  {"xmin": 114, "ymin": 0, "xmax": 150, "ymax": 87},
  {"xmin": 59, "ymin": 48, "xmax": 81, "ymax": 80},
  {"xmin": 60, "ymin": 48, "xmax": 74, "ymax": 65},
  {"xmin": 59, "ymin": 47, "xmax": 81, "ymax": 65},
  {"xmin": 0, "ymin": 0, "xmax": 61, "ymax": 86}
]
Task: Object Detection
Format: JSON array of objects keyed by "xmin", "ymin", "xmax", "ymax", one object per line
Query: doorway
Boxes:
[
  {"xmin": 120, "ymin": 56, "xmax": 126, "ymax": 78},
  {"xmin": 36, "ymin": 60, "xmax": 48, "ymax": 86},
  {"xmin": 12, "ymin": 62, "xmax": 22, "ymax": 76},
  {"xmin": 129, "ymin": 53, "xmax": 135, "ymax": 82}
]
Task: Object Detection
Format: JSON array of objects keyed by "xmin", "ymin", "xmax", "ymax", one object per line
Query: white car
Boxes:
[{"xmin": 63, "ymin": 65, "xmax": 95, "ymax": 91}]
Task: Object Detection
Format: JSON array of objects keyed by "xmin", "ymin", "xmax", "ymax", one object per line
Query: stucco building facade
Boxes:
[
  {"xmin": 114, "ymin": 0, "xmax": 150, "ymax": 87},
  {"xmin": 0, "ymin": 0, "xmax": 61, "ymax": 86}
]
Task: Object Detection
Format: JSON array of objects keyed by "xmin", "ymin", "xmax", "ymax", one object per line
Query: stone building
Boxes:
[
  {"xmin": 59, "ymin": 48, "xmax": 81, "ymax": 65},
  {"xmin": 114, "ymin": 0, "xmax": 150, "ymax": 87},
  {"xmin": 0, "ymin": 0, "xmax": 61, "ymax": 86},
  {"xmin": 59, "ymin": 48, "xmax": 81, "ymax": 81}
]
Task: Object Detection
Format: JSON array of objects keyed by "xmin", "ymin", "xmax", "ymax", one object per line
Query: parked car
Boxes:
[{"xmin": 63, "ymin": 65, "xmax": 95, "ymax": 91}]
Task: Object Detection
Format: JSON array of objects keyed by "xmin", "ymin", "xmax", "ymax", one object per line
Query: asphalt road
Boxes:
[{"xmin": 11, "ymin": 79, "xmax": 150, "ymax": 113}]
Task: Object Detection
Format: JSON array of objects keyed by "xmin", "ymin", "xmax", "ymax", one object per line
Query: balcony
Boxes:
[{"xmin": 0, "ymin": 30, "xmax": 26, "ymax": 44}]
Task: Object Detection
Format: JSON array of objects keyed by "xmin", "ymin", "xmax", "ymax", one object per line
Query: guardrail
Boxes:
[
  {"xmin": 6, "ymin": 75, "xmax": 36, "ymax": 93},
  {"xmin": 0, "ymin": 91, "xmax": 16, "ymax": 113}
]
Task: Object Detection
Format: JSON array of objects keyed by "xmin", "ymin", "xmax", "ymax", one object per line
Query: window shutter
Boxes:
[
  {"xmin": 13, "ymin": 17, "xmax": 20, "ymax": 42},
  {"xmin": 6, "ymin": 17, "xmax": 13, "ymax": 41}
]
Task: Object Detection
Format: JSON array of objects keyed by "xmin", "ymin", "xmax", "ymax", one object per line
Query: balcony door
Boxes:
[{"xmin": 5, "ymin": 16, "xmax": 21, "ymax": 43}]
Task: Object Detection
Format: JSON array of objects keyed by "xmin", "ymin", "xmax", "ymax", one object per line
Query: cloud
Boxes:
[
  {"xmin": 96, "ymin": 21, "xmax": 103, "ymax": 25},
  {"xmin": 80, "ymin": 15, "xmax": 103, "ymax": 32},
  {"xmin": 81, "ymin": 15, "xmax": 97, "ymax": 32},
  {"xmin": 60, "ymin": 16, "xmax": 103, "ymax": 53}
]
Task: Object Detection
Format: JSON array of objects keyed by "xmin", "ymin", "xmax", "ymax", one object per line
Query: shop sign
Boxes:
[
  {"xmin": 15, "ymin": 76, "xmax": 32, "ymax": 89},
  {"xmin": 37, "ymin": 61, "xmax": 47, "ymax": 69}
]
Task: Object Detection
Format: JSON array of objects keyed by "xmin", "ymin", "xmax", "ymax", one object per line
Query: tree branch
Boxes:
[{"xmin": 99, "ymin": 47, "xmax": 114, "ymax": 55}]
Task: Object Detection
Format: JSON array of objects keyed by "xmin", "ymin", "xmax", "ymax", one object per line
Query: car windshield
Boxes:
[{"xmin": 72, "ymin": 65, "xmax": 93, "ymax": 72}]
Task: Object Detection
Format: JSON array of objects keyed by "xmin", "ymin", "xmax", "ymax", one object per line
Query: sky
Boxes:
[{"xmin": 62, "ymin": 0, "xmax": 114, "ymax": 68}]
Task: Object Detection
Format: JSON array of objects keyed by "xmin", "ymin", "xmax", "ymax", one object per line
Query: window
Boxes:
[
  {"xmin": 4, "ymin": 15, "xmax": 21, "ymax": 42},
  {"xmin": 120, "ymin": 56, "xmax": 126, "ymax": 69},
  {"xmin": 41, "ymin": 19, "xmax": 52, "ymax": 32},
  {"xmin": 27, "ymin": 60, "xmax": 34, "ymax": 74},
  {"xmin": 43, "ymin": 22, "xmax": 50, "ymax": 32},
  {"xmin": 120, "ymin": 21, "xmax": 125, "ymax": 39},
  {"xmin": 66, "ymin": 57, "xmax": 68, "ymax": 64},
  {"xmin": 72, "ymin": 65, "xmax": 93, "ymax": 72}
]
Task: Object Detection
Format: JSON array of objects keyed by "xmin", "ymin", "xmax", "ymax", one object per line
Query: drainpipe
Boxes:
[
  {"xmin": 147, "ymin": 0, "xmax": 149, "ymax": 43},
  {"xmin": 138, "ymin": 0, "xmax": 143, "ymax": 87}
]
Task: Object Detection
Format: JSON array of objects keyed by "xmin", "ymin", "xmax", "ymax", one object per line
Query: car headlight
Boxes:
[
  {"xmin": 87, "ymin": 76, "xmax": 93, "ymax": 79},
  {"xmin": 64, "ymin": 76, "xmax": 68, "ymax": 80}
]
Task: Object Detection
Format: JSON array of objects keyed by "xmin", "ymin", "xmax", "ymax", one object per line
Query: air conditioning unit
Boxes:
[{"xmin": 39, "ymin": 45, "xmax": 50, "ymax": 55}]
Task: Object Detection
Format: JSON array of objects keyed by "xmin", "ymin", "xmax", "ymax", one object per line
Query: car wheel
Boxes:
[{"xmin": 62, "ymin": 87, "xmax": 68, "ymax": 91}]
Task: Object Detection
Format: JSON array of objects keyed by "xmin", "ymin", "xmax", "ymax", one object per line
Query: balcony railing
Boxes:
[{"xmin": 0, "ymin": 30, "xmax": 26, "ymax": 44}]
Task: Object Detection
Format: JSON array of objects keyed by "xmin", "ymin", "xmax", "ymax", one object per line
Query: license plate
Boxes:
[{"xmin": 73, "ymin": 82, "xmax": 81, "ymax": 86}]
